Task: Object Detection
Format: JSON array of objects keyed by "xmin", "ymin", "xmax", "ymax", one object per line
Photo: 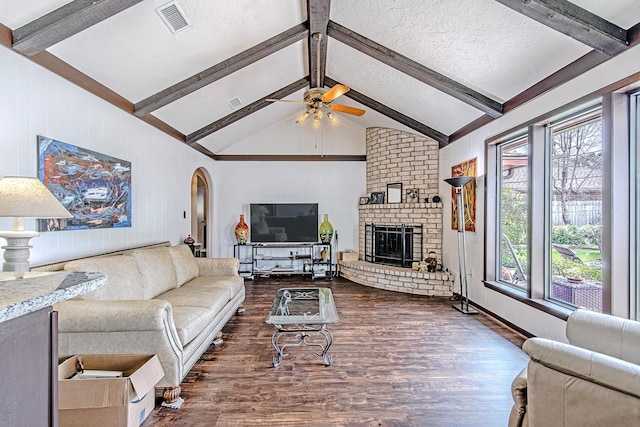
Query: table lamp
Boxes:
[
  {"xmin": 0, "ymin": 176, "xmax": 73, "ymax": 272},
  {"xmin": 444, "ymin": 176, "xmax": 478, "ymax": 314}
]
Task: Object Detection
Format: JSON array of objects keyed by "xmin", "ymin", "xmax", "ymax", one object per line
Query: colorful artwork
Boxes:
[
  {"xmin": 451, "ymin": 158, "xmax": 477, "ymax": 232},
  {"xmin": 37, "ymin": 136, "xmax": 132, "ymax": 231}
]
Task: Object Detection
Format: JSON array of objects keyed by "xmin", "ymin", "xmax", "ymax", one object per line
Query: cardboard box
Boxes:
[
  {"xmin": 58, "ymin": 354, "xmax": 164, "ymax": 427},
  {"xmin": 339, "ymin": 251, "xmax": 359, "ymax": 262}
]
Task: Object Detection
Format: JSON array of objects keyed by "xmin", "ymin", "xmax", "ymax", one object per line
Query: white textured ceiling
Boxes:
[
  {"xmin": 2, "ymin": 0, "xmax": 640, "ymax": 157},
  {"xmin": 331, "ymin": 0, "xmax": 591, "ymax": 101}
]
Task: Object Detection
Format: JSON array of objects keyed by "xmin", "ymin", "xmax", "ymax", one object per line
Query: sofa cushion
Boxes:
[
  {"xmin": 171, "ymin": 306, "xmax": 216, "ymax": 346},
  {"xmin": 156, "ymin": 286, "xmax": 230, "ymax": 312},
  {"xmin": 166, "ymin": 244, "xmax": 199, "ymax": 287},
  {"xmin": 64, "ymin": 256, "xmax": 145, "ymax": 301},
  {"xmin": 182, "ymin": 275, "xmax": 244, "ymax": 297},
  {"xmin": 131, "ymin": 249, "xmax": 178, "ymax": 299}
]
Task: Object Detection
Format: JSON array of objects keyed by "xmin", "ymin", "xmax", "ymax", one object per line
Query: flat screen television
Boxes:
[{"xmin": 250, "ymin": 203, "xmax": 318, "ymax": 243}]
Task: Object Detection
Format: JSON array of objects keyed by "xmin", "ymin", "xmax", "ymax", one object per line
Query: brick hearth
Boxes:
[{"xmin": 339, "ymin": 260, "xmax": 452, "ymax": 296}]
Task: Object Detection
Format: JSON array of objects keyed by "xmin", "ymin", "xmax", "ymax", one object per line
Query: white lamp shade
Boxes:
[{"xmin": 0, "ymin": 176, "xmax": 73, "ymax": 219}]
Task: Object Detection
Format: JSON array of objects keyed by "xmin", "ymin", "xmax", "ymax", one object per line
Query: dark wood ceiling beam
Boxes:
[
  {"xmin": 449, "ymin": 18, "xmax": 640, "ymax": 144},
  {"xmin": 212, "ymin": 154, "xmax": 365, "ymax": 162},
  {"xmin": 30, "ymin": 50, "xmax": 133, "ymax": 113},
  {"xmin": 449, "ymin": 115, "xmax": 496, "ymax": 144},
  {"xmin": 186, "ymin": 142, "xmax": 219, "ymax": 159},
  {"xmin": 628, "ymin": 22, "xmax": 640, "ymax": 47},
  {"xmin": 134, "ymin": 23, "xmax": 308, "ymax": 116},
  {"xmin": 325, "ymin": 77, "xmax": 449, "ymax": 147},
  {"xmin": 25, "ymin": 50, "xmax": 186, "ymax": 142},
  {"xmin": 494, "ymin": 0, "xmax": 628, "ymax": 56},
  {"xmin": 186, "ymin": 78, "xmax": 309, "ymax": 144},
  {"xmin": 0, "ymin": 23, "xmax": 11, "ymax": 47},
  {"xmin": 503, "ymin": 50, "xmax": 608, "ymax": 113},
  {"xmin": 12, "ymin": 0, "xmax": 143, "ymax": 56},
  {"xmin": 450, "ymin": 49, "xmax": 611, "ymax": 143},
  {"xmin": 307, "ymin": 0, "xmax": 331, "ymax": 87},
  {"xmin": 327, "ymin": 21, "xmax": 503, "ymax": 118}
]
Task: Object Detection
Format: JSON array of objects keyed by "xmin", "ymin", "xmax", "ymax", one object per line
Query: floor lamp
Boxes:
[
  {"xmin": 444, "ymin": 176, "xmax": 478, "ymax": 315},
  {"xmin": 0, "ymin": 176, "xmax": 73, "ymax": 272}
]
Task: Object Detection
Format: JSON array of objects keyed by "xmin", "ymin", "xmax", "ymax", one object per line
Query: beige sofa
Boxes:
[
  {"xmin": 35, "ymin": 242, "xmax": 245, "ymax": 406},
  {"xmin": 509, "ymin": 309, "xmax": 640, "ymax": 427}
]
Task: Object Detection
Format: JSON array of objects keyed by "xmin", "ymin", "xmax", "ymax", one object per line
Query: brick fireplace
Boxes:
[{"xmin": 338, "ymin": 127, "xmax": 452, "ymax": 296}]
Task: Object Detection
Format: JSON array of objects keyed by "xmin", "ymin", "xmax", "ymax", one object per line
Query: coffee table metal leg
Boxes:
[
  {"xmin": 271, "ymin": 330, "xmax": 286, "ymax": 367},
  {"xmin": 271, "ymin": 328, "xmax": 334, "ymax": 367},
  {"xmin": 317, "ymin": 328, "xmax": 333, "ymax": 366}
]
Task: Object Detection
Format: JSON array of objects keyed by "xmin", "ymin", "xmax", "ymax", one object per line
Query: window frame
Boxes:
[
  {"xmin": 485, "ymin": 91, "xmax": 634, "ymax": 319},
  {"xmin": 495, "ymin": 134, "xmax": 530, "ymax": 292}
]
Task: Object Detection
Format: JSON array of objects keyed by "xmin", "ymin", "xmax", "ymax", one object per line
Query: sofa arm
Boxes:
[
  {"xmin": 55, "ymin": 299, "xmax": 174, "ymax": 332},
  {"xmin": 55, "ymin": 299, "xmax": 185, "ymax": 388},
  {"xmin": 195, "ymin": 257, "xmax": 240, "ymax": 276},
  {"xmin": 566, "ymin": 309, "xmax": 640, "ymax": 364},
  {"xmin": 523, "ymin": 337, "xmax": 640, "ymax": 398}
]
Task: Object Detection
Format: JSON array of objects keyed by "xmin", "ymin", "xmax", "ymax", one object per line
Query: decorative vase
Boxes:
[
  {"xmin": 319, "ymin": 214, "xmax": 334, "ymax": 244},
  {"xmin": 321, "ymin": 247, "xmax": 329, "ymax": 261},
  {"xmin": 235, "ymin": 214, "xmax": 249, "ymax": 245}
]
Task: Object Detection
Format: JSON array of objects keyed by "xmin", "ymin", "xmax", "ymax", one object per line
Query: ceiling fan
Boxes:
[{"xmin": 266, "ymin": 33, "xmax": 366, "ymax": 125}]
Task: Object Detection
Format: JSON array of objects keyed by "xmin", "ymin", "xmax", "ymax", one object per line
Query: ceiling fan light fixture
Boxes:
[
  {"xmin": 296, "ymin": 111, "xmax": 311, "ymax": 123},
  {"xmin": 327, "ymin": 112, "xmax": 337, "ymax": 124}
]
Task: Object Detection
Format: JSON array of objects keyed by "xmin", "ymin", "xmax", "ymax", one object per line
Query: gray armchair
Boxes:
[{"xmin": 509, "ymin": 309, "xmax": 640, "ymax": 427}]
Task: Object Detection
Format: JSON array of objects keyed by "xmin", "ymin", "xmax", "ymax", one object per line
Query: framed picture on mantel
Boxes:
[
  {"xmin": 369, "ymin": 192, "xmax": 385, "ymax": 204},
  {"xmin": 387, "ymin": 183, "xmax": 402, "ymax": 203},
  {"xmin": 406, "ymin": 188, "xmax": 419, "ymax": 203}
]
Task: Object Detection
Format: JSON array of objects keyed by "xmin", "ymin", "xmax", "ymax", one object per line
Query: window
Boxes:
[
  {"xmin": 487, "ymin": 102, "xmax": 611, "ymax": 314},
  {"xmin": 497, "ymin": 136, "xmax": 529, "ymax": 290},
  {"xmin": 633, "ymin": 91, "xmax": 640, "ymax": 319},
  {"xmin": 548, "ymin": 109, "xmax": 603, "ymax": 312},
  {"xmin": 487, "ymin": 85, "xmax": 638, "ymax": 318}
]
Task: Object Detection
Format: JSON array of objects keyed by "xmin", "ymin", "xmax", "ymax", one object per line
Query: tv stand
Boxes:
[{"xmin": 233, "ymin": 242, "xmax": 334, "ymax": 279}]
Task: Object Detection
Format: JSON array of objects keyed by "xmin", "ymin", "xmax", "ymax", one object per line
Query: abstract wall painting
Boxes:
[
  {"xmin": 451, "ymin": 157, "xmax": 477, "ymax": 232},
  {"xmin": 37, "ymin": 136, "xmax": 132, "ymax": 231}
]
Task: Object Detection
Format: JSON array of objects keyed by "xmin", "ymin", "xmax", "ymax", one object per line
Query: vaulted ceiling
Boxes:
[{"xmin": 2, "ymin": 0, "xmax": 640, "ymax": 160}]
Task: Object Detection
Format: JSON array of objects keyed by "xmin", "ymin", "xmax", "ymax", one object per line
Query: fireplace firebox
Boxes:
[{"xmin": 365, "ymin": 224, "xmax": 423, "ymax": 268}]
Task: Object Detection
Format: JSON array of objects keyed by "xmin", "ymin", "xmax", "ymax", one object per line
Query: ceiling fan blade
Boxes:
[
  {"xmin": 321, "ymin": 84, "xmax": 350, "ymax": 103},
  {"xmin": 266, "ymin": 98, "xmax": 307, "ymax": 104},
  {"xmin": 329, "ymin": 104, "xmax": 366, "ymax": 116}
]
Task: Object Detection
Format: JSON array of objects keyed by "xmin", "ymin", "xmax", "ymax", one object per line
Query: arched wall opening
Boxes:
[{"xmin": 190, "ymin": 168, "xmax": 212, "ymax": 256}]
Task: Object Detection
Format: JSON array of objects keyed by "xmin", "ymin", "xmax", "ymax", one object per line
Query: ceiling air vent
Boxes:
[
  {"xmin": 155, "ymin": 1, "xmax": 191, "ymax": 34},
  {"xmin": 228, "ymin": 97, "xmax": 243, "ymax": 110}
]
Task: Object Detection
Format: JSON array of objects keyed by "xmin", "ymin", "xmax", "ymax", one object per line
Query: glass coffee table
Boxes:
[{"xmin": 266, "ymin": 287, "xmax": 339, "ymax": 367}]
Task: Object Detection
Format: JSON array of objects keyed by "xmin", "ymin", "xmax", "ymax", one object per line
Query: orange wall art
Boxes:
[{"xmin": 451, "ymin": 158, "xmax": 477, "ymax": 232}]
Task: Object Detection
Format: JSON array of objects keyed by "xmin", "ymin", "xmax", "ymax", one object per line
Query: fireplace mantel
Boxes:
[{"xmin": 359, "ymin": 202, "xmax": 442, "ymax": 211}]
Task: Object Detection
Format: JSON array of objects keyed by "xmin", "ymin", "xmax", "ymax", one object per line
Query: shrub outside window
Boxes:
[{"xmin": 498, "ymin": 137, "xmax": 529, "ymax": 290}]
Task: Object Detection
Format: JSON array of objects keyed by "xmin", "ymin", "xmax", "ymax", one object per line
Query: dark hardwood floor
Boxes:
[{"xmin": 144, "ymin": 277, "xmax": 528, "ymax": 427}]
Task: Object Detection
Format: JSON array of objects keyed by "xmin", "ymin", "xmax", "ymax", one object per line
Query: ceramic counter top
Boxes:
[{"xmin": 0, "ymin": 271, "xmax": 107, "ymax": 323}]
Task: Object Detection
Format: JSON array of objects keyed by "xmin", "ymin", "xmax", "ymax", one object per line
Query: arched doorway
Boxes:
[{"xmin": 190, "ymin": 168, "xmax": 210, "ymax": 257}]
